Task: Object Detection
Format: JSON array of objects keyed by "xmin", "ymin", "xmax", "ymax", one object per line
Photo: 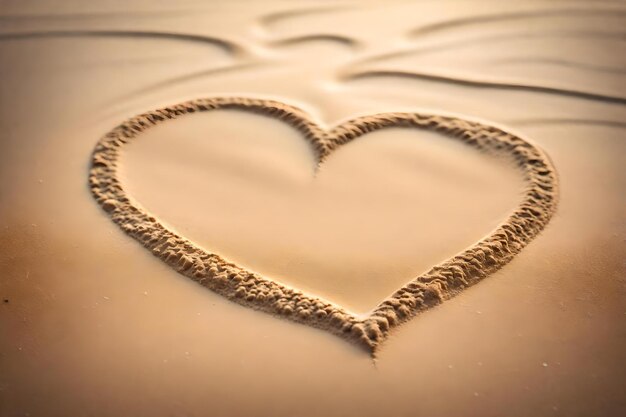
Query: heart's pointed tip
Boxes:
[
  {"xmin": 352, "ymin": 336, "xmax": 378, "ymax": 357},
  {"xmin": 368, "ymin": 343, "xmax": 379, "ymax": 358},
  {"xmin": 347, "ymin": 321, "xmax": 384, "ymax": 356}
]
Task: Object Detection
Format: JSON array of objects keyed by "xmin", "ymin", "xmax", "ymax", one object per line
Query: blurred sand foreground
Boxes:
[{"xmin": 0, "ymin": 1, "xmax": 624, "ymax": 416}]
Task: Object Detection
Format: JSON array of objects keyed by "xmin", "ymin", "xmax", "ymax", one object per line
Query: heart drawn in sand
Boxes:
[{"xmin": 89, "ymin": 97, "xmax": 558, "ymax": 353}]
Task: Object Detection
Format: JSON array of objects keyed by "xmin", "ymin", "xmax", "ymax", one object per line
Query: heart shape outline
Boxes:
[{"xmin": 89, "ymin": 97, "xmax": 558, "ymax": 354}]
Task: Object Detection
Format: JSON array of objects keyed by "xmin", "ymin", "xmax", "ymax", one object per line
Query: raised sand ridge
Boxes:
[{"xmin": 89, "ymin": 97, "xmax": 558, "ymax": 354}]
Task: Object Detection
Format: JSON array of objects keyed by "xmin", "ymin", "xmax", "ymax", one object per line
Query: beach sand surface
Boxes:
[{"xmin": 0, "ymin": 1, "xmax": 624, "ymax": 416}]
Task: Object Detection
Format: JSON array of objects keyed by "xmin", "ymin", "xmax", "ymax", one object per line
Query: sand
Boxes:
[
  {"xmin": 122, "ymin": 108, "xmax": 526, "ymax": 314},
  {"xmin": 0, "ymin": 0, "xmax": 625, "ymax": 416},
  {"xmin": 92, "ymin": 97, "xmax": 557, "ymax": 350}
]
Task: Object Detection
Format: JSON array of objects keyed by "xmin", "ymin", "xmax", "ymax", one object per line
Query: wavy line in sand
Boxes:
[
  {"xmin": 0, "ymin": 30, "xmax": 243, "ymax": 55},
  {"xmin": 0, "ymin": 10, "xmax": 194, "ymax": 21},
  {"xmin": 510, "ymin": 118, "xmax": 626, "ymax": 128},
  {"xmin": 488, "ymin": 57, "xmax": 626, "ymax": 75},
  {"xmin": 268, "ymin": 34, "xmax": 359, "ymax": 49},
  {"xmin": 259, "ymin": 6, "xmax": 352, "ymax": 28},
  {"xmin": 89, "ymin": 97, "xmax": 558, "ymax": 354},
  {"xmin": 358, "ymin": 30, "xmax": 626, "ymax": 67},
  {"xmin": 409, "ymin": 8, "xmax": 626, "ymax": 38},
  {"xmin": 344, "ymin": 70, "xmax": 626, "ymax": 105}
]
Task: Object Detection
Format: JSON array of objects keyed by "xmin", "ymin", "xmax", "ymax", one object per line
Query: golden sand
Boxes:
[
  {"xmin": 1, "ymin": 1, "xmax": 624, "ymax": 416},
  {"xmin": 91, "ymin": 97, "xmax": 557, "ymax": 351}
]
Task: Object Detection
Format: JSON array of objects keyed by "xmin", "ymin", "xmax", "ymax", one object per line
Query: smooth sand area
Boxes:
[{"xmin": 0, "ymin": 1, "xmax": 624, "ymax": 416}]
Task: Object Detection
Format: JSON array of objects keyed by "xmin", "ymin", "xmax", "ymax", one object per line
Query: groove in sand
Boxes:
[
  {"xmin": 268, "ymin": 34, "xmax": 359, "ymax": 49},
  {"xmin": 358, "ymin": 31, "xmax": 626, "ymax": 66},
  {"xmin": 260, "ymin": 6, "xmax": 352, "ymax": 28},
  {"xmin": 344, "ymin": 70, "xmax": 626, "ymax": 104},
  {"xmin": 0, "ymin": 30, "xmax": 243, "ymax": 55},
  {"xmin": 409, "ymin": 8, "xmax": 626, "ymax": 38}
]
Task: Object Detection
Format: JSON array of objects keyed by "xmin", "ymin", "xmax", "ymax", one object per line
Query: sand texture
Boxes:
[
  {"xmin": 91, "ymin": 97, "xmax": 557, "ymax": 352},
  {"xmin": 1, "ymin": 1, "xmax": 625, "ymax": 416}
]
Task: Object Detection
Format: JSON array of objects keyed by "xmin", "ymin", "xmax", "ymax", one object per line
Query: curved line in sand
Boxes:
[
  {"xmin": 0, "ymin": 10, "xmax": 194, "ymax": 21},
  {"xmin": 358, "ymin": 30, "xmax": 626, "ymax": 66},
  {"xmin": 487, "ymin": 57, "xmax": 626, "ymax": 75},
  {"xmin": 268, "ymin": 34, "xmax": 359, "ymax": 49},
  {"xmin": 409, "ymin": 8, "xmax": 626, "ymax": 38},
  {"xmin": 0, "ymin": 30, "xmax": 243, "ymax": 56},
  {"xmin": 259, "ymin": 6, "xmax": 353, "ymax": 28},
  {"xmin": 510, "ymin": 118, "xmax": 626, "ymax": 129},
  {"xmin": 89, "ymin": 97, "xmax": 558, "ymax": 354},
  {"xmin": 344, "ymin": 70, "xmax": 626, "ymax": 105}
]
